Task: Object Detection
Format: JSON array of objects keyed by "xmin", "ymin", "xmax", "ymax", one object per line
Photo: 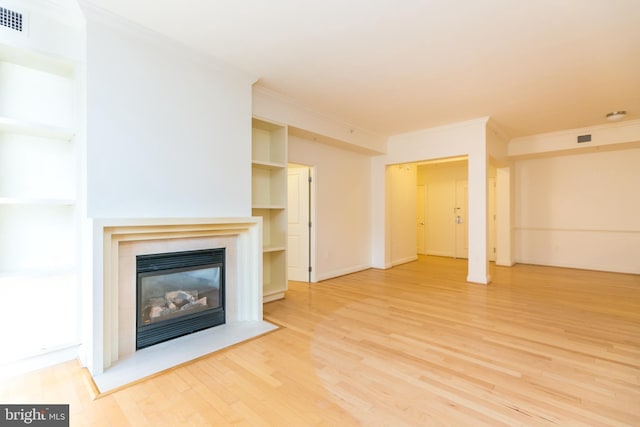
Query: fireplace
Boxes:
[
  {"xmin": 87, "ymin": 218, "xmax": 276, "ymax": 393},
  {"xmin": 136, "ymin": 248, "xmax": 225, "ymax": 349}
]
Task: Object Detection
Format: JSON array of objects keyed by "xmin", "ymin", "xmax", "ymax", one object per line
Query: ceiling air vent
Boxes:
[
  {"xmin": 0, "ymin": 6, "xmax": 23, "ymax": 32},
  {"xmin": 577, "ymin": 134, "xmax": 591, "ymax": 144}
]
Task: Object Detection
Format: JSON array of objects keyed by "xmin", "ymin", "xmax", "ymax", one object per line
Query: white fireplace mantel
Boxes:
[{"xmin": 83, "ymin": 217, "xmax": 275, "ymax": 393}]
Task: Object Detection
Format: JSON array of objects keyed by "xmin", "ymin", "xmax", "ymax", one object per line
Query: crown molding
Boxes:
[
  {"xmin": 509, "ymin": 119, "xmax": 640, "ymax": 158},
  {"xmin": 253, "ymin": 84, "xmax": 387, "ymax": 154},
  {"xmin": 511, "ymin": 118, "xmax": 640, "ymax": 144},
  {"xmin": 0, "ymin": 0, "xmax": 84, "ymax": 27},
  {"xmin": 77, "ymin": 0, "xmax": 257, "ymax": 85},
  {"xmin": 253, "ymin": 84, "xmax": 384, "ymax": 139}
]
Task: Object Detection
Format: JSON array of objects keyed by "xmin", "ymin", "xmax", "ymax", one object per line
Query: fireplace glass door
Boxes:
[
  {"xmin": 136, "ymin": 248, "xmax": 225, "ymax": 349},
  {"xmin": 139, "ymin": 266, "xmax": 221, "ymax": 325}
]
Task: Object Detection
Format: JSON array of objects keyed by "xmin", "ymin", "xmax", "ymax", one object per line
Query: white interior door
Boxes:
[
  {"xmin": 416, "ymin": 185, "xmax": 426, "ymax": 254},
  {"xmin": 454, "ymin": 180, "xmax": 468, "ymax": 259},
  {"xmin": 426, "ymin": 181, "xmax": 455, "ymax": 257},
  {"xmin": 287, "ymin": 166, "xmax": 310, "ymax": 282}
]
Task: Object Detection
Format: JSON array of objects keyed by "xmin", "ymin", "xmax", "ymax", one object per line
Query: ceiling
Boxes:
[{"xmin": 85, "ymin": 0, "xmax": 640, "ymax": 139}]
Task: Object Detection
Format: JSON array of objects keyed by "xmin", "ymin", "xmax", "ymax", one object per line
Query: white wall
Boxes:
[
  {"xmin": 84, "ymin": 7, "xmax": 254, "ymax": 218},
  {"xmin": 288, "ymin": 135, "xmax": 372, "ymax": 280},
  {"xmin": 514, "ymin": 148, "xmax": 640, "ymax": 274},
  {"xmin": 510, "ymin": 120, "xmax": 640, "ymax": 274},
  {"xmin": 388, "ymin": 163, "xmax": 418, "ymax": 265},
  {"xmin": 486, "ymin": 122, "xmax": 509, "ymax": 163}
]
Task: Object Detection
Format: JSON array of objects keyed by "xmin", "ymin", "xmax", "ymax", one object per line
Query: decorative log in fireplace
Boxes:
[{"xmin": 136, "ymin": 248, "xmax": 225, "ymax": 349}]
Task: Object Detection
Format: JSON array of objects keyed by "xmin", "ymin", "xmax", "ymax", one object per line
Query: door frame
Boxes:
[
  {"xmin": 454, "ymin": 179, "xmax": 469, "ymax": 259},
  {"xmin": 416, "ymin": 185, "xmax": 426, "ymax": 254},
  {"xmin": 287, "ymin": 163, "xmax": 317, "ymax": 283},
  {"xmin": 488, "ymin": 176, "xmax": 496, "ymax": 262},
  {"xmin": 309, "ymin": 166, "xmax": 317, "ymax": 283}
]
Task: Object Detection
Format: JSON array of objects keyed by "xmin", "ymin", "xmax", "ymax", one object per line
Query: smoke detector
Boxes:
[{"xmin": 606, "ymin": 111, "xmax": 627, "ymax": 122}]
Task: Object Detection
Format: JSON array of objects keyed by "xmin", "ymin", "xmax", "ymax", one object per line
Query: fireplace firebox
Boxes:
[{"xmin": 136, "ymin": 248, "xmax": 225, "ymax": 349}]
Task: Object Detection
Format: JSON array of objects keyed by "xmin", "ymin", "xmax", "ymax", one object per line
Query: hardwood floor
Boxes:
[{"xmin": 1, "ymin": 256, "xmax": 639, "ymax": 426}]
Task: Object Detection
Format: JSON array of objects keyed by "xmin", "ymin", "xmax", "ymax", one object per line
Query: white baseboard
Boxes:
[
  {"xmin": 391, "ymin": 255, "xmax": 418, "ymax": 266},
  {"xmin": 316, "ymin": 264, "xmax": 371, "ymax": 282},
  {"xmin": 263, "ymin": 292, "xmax": 285, "ymax": 303},
  {"xmin": 496, "ymin": 257, "xmax": 516, "ymax": 267},
  {"xmin": 467, "ymin": 273, "xmax": 490, "ymax": 284},
  {"xmin": 426, "ymin": 250, "xmax": 454, "ymax": 257}
]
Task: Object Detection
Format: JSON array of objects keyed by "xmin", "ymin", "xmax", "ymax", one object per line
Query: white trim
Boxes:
[
  {"xmin": 315, "ymin": 264, "xmax": 371, "ymax": 282},
  {"xmin": 426, "ymin": 250, "xmax": 455, "ymax": 258},
  {"xmin": 467, "ymin": 273, "xmax": 490, "ymax": 285},
  {"xmin": 495, "ymin": 258, "xmax": 516, "ymax": 267},
  {"xmin": 392, "ymin": 255, "xmax": 418, "ymax": 266},
  {"xmin": 263, "ymin": 291, "xmax": 286, "ymax": 303},
  {"xmin": 309, "ymin": 166, "xmax": 318, "ymax": 283}
]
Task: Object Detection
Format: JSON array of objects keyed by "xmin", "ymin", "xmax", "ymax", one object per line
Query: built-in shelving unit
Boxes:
[
  {"xmin": 0, "ymin": 44, "xmax": 78, "ymax": 363},
  {"xmin": 251, "ymin": 118, "xmax": 288, "ymax": 302}
]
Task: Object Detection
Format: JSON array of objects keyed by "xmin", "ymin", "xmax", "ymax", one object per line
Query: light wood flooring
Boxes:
[{"xmin": 1, "ymin": 256, "xmax": 639, "ymax": 426}]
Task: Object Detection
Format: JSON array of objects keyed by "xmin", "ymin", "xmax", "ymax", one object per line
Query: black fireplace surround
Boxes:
[{"xmin": 136, "ymin": 248, "xmax": 225, "ymax": 349}]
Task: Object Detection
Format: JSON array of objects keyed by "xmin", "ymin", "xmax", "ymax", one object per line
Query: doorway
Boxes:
[
  {"xmin": 417, "ymin": 158, "xmax": 469, "ymax": 258},
  {"xmin": 287, "ymin": 164, "xmax": 313, "ymax": 282},
  {"xmin": 416, "ymin": 158, "xmax": 497, "ymax": 261}
]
